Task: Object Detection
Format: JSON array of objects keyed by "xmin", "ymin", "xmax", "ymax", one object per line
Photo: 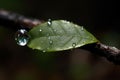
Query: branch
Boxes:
[
  {"xmin": 0, "ymin": 9, "xmax": 43, "ymax": 30},
  {"xmin": 96, "ymin": 43, "xmax": 120, "ymax": 64},
  {"xmin": 0, "ymin": 9, "xmax": 120, "ymax": 64},
  {"xmin": 81, "ymin": 42, "xmax": 120, "ymax": 64}
]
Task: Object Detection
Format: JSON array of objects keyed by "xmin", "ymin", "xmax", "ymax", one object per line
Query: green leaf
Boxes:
[{"xmin": 27, "ymin": 20, "xmax": 98, "ymax": 52}]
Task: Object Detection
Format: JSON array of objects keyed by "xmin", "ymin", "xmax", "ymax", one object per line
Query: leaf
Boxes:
[{"xmin": 27, "ymin": 20, "xmax": 98, "ymax": 52}]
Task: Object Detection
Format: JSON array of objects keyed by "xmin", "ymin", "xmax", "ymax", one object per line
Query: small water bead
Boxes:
[
  {"xmin": 15, "ymin": 29, "xmax": 29, "ymax": 46},
  {"xmin": 49, "ymin": 40, "xmax": 53, "ymax": 45},
  {"xmin": 47, "ymin": 47, "xmax": 50, "ymax": 50},
  {"xmin": 72, "ymin": 43, "xmax": 76, "ymax": 48},
  {"xmin": 54, "ymin": 29, "xmax": 57, "ymax": 32},
  {"xmin": 82, "ymin": 41, "xmax": 86, "ymax": 44},
  {"xmin": 42, "ymin": 50, "xmax": 46, "ymax": 53},
  {"xmin": 39, "ymin": 29, "xmax": 42, "ymax": 32},
  {"xmin": 47, "ymin": 19, "xmax": 52, "ymax": 26},
  {"xmin": 81, "ymin": 26, "xmax": 84, "ymax": 31},
  {"xmin": 48, "ymin": 36, "xmax": 51, "ymax": 40}
]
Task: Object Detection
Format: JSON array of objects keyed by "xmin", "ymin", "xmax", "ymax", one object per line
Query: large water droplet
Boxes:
[
  {"xmin": 15, "ymin": 29, "xmax": 29, "ymax": 46},
  {"xmin": 72, "ymin": 43, "xmax": 76, "ymax": 48},
  {"xmin": 47, "ymin": 19, "xmax": 52, "ymax": 26}
]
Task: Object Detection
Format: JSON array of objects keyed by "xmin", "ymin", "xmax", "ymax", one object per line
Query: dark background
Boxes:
[
  {"xmin": 0, "ymin": 0, "xmax": 120, "ymax": 80},
  {"xmin": 1, "ymin": 0, "xmax": 120, "ymax": 46}
]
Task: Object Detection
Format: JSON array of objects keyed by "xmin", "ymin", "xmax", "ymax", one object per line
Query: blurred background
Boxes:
[{"xmin": 0, "ymin": 0, "xmax": 120, "ymax": 80}]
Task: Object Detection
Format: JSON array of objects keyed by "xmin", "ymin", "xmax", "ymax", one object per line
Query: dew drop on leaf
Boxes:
[
  {"xmin": 42, "ymin": 50, "xmax": 46, "ymax": 53},
  {"xmin": 47, "ymin": 47, "xmax": 50, "ymax": 50},
  {"xmin": 48, "ymin": 36, "xmax": 51, "ymax": 40},
  {"xmin": 39, "ymin": 29, "xmax": 42, "ymax": 32},
  {"xmin": 49, "ymin": 40, "xmax": 53, "ymax": 45},
  {"xmin": 81, "ymin": 26, "xmax": 84, "ymax": 31},
  {"xmin": 47, "ymin": 19, "xmax": 52, "ymax": 26},
  {"xmin": 15, "ymin": 29, "xmax": 29, "ymax": 46},
  {"xmin": 54, "ymin": 29, "xmax": 57, "ymax": 32},
  {"xmin": 72, "ymin": 43, "xmax": 76, "ymax": 48}
]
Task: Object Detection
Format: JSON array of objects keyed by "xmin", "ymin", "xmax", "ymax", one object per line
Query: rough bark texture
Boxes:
[{"xmin": 81, "ymin": 42, "xmax": 120, "ymax": 64}]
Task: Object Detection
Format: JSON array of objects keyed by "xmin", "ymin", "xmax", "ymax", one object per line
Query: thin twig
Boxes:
[
  {"xmin": 81, "ymin": 42, "xmax": 120, "ymax": 64},
  {"xmin": 96, "ymin": 42, "xmax": 120, "ymax": 64},
  {"xmin": 0, "ymin": 9, "xmax": 120, "ymax": 64},
  {"xmin": 0, "ymin": 9, "xmax": 43, "ymax": 29}
]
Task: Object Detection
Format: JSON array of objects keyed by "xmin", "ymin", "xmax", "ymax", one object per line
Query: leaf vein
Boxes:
[{"xmin": 62, "ymin": 36, "xmax": 74, "ymax": 47}]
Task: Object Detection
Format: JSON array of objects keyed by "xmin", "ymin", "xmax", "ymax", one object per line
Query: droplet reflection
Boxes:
[
  {"xmin": 15, "ymin": 29, "xmax": 29, "ymax": 46},
  {"xmin": 81, "ymin": 26, "xmax": 84, "ymax": 31},
  {"xmin": 42, "ymin": 50, "xmax": 46, "ymax": 53},
  {"xmin": 72, "ymin": 43, "xmax": 76, "ymax": 48},
  {"xmin": 49, "ymin": 40, "xmax": 53, "ymax": 45},
  {"xmin": 47, "ymin": 19, "xmax": 52, "ymax": 26},
  {"xmin": 39, "ymin": 29, "xmax": 42, "ymax": 32}
]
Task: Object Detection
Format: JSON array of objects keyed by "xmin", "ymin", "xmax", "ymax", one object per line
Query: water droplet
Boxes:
[
  {"xmin": 46, "ymin": 47, "xmax": 49, "ymax": 49},
  {"xmin": 72, "ymin": 43, "xmax": 76, "ymax": 48},
  {"xmin": 42, "ymin": 50, "xmax": 46, "ymax": 53},
  {"xmin": 54, "ymin": 29, "xmax": 56, "ymax": 31},
  {"xmin": 47, "ymin": 19, "xmax": 52, "ymax": 26},
  {"xmin": 82, "ymin": 41, "xmax": 85, "ymax": 44},
  {"xmin": 48, "ymin": 36, "xmax": 51, "ymax": 40},
  {"xmin": 15, "ymin": 29, "xmax": 29, "ymax": 46},
  {"xmin": 49, "ymin": 40, "xmax": 53, "ymax": 45},
  {"xmin": 81, "ymin": 26, "xmax": 84, "ymax": 31},
  {"xmin": 39, "ymin": 29, "xmax": 42, "ymax": 32}
]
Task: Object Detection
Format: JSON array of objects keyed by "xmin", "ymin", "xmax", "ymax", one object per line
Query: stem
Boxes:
[
  {"xmin": 0, "ymin": 9, "xmax": 120, "ymax": 64},
  {"xmin": 82, "ymin": 42, "xmax": 120, "ymax": 64},
  {"xmin": 96, "ymin": 42, "xmax": 120, "ymax": 64},
  {"xmin": 0, "ymin": 9, "xmax": 43, "ymax": 30}
]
